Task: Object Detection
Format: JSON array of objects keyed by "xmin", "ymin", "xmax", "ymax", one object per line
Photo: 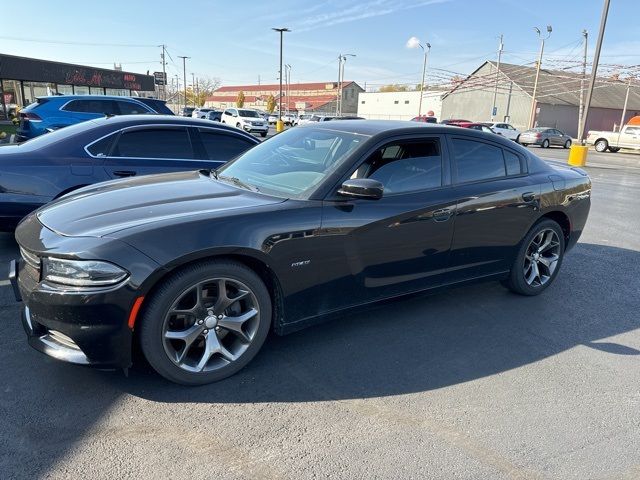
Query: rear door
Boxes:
[
  {"xmin": 446, "ymin": 135, "xmax": 539, "ymax": 280},
  {"xmin": 102, "ymin": 125, "xmax": 204, "ymax": 179}
]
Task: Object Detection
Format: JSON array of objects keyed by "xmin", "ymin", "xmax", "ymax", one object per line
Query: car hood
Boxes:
[{"xmin": 37, "ymin": 170, "xmax": 286, "ymax": 238}]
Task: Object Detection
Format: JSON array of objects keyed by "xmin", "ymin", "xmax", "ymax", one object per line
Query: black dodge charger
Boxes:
[{"xmin": 11, "ymin": 121, "xmax": 591, "ymax": 385}]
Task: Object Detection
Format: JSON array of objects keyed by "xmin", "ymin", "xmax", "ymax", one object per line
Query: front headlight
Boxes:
[{"xmin": 42, "ymin": 257, "xmax": 129, "ymax": 287}]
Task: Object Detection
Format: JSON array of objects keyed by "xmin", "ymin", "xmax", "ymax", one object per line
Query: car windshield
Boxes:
[
  {"xmin": 239, "ymin": 110, "xmax": 260, "ymax": 118},
  {"xmin": 215, "ymin": 127, "xmax": 368, "ymax": 199}
]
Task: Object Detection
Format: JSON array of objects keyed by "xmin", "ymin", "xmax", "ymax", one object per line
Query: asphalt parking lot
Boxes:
[{"xmin": 1, "ymin": 147, "xmax": 639, "ymax": 479}]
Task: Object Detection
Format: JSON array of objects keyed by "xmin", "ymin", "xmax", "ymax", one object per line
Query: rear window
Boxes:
[
  {"xmin": 136, "ymin": 98, "xmax": 173, "ymax": 115},
  {"xmin": 62, "ymin": 99, "xmax": 116, "ymax": 115}
]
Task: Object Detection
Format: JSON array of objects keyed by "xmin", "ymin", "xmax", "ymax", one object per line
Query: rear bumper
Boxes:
[{"xmin": 519, "ymin": 136, "xmax": 542, "ymax": 145}]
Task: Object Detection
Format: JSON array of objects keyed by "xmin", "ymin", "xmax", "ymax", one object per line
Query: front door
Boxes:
[{"xmin": 316, "ymin": 135, "xmax": 456, "ymax": 313}]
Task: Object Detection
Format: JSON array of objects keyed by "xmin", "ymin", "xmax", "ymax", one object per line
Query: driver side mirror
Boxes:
[{"xmin": 337, "ymin": 179, "xmax": 383, "ymax": 200}]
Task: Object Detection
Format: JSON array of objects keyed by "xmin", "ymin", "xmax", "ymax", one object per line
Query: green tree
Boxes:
[
  {"xmin": 236, "ymin": 91, "xmax": 245, "ymax": 108},
  {"xmin": 266, "ymin": 94, "xmax": 276, "ymax": 113},
  {"xmin": 378, "ymin": 84, "xmax": 410, "ymax": 92}
]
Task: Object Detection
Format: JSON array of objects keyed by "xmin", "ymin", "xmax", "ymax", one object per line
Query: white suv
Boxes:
[
  {"xmin": 192, "ymin": 108, "xmax": 216, "ymax": 119},
  {"xmin": 222, "ymin": 108, "xmax": 269, "ymax": 137},
  {"xmin": 486, "ymin": 122, "xmax": 521, "ymax": 141}
]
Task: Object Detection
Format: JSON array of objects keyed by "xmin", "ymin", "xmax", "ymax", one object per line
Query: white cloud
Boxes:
[{"xmin": 406, "ymin": 36, "xmax": 421, "ymax": 49}]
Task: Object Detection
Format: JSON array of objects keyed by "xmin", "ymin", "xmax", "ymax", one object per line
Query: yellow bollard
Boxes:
[
  {"xmin": 276, "ymin": 120, "xmax": 284, "ymax": 133},
  {"xmin": 568, "ymin": 145, "xmax": 588, "ymax": 167}
]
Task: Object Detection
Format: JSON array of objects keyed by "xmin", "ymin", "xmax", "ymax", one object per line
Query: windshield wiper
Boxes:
[{"xmin": 216, "ymin": 174, "xmax": 259, "ymax": 192}]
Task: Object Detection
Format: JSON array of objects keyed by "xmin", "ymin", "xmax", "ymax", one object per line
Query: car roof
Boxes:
[{"xmin": 37, "ymin": 95, "xmax": 157, "ymax": 102}]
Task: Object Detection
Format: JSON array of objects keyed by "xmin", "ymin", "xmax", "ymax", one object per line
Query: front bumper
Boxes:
[
  {"xmin": 243, "ymin": 124, "xmax": 269, "ymax": 133},
  {"xmin": 12, "ymin": 214, "xmax": 161, "ymax": 369}
]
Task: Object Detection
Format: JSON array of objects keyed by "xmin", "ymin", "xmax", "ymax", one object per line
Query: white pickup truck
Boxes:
[{"xmin": 586, "ymin": 125, "xmax": 640, "ymax": 152}]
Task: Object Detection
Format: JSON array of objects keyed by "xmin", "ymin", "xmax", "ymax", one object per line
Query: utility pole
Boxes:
[
  {"xmin": 159, "ymin": 44, "xmax": 167, "ymax": 100},
  {"xmin": 285, "ymin": 64, "xmax": 291, "ymax": 114},
  {"xmin": 579, "ymin": 0, "xmax": 610, "ymax": 142},
  {"xmin": 618, "ymin": 76, "xmax": 632, "ymax": 138},
  {"xmin": 418, "ymin": 42, "xmax": 431, "ymax": 117},
  {"xmin": 505, "ymin": 80, "xmax": 514, "ymax": 121},
  {"xmin": 491, "ymin": 34, "xmax": 504, "ymax": 122},
  {"xmin": 336, "ymin": 55, "xmax": 341, "ymax": 115},
  {"xmin": 577, "ymin": 30, "xmax": 588, "ymax": 139},
  {"xmin": 272, "ymin": 28, "xmax": 290, "ymax": 129},
  {"xmin": 337, "ymin": 54, "xmax": 355, "ymax": 116},
  {"xmin": 529, "ymin": 26, "xmax": 552, "ymax": 129},
  {"xmin": 178, "ymin": 56, "xmax": 190, "ymax": 112}
]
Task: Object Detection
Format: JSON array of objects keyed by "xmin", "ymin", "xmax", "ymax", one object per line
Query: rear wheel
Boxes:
[
  {"xmin": 608, "ymin": 147, "xmax": 620, "ymax": 153},
  {"xmin": 139, "ymin": 260, "xmax": 272, "ymax": 385},
  {"xmin": 594, "ymin": 139, "xmax": 608, "ymax": 152},
  {"xmin": 563, "ymin": 139, "xmax": 571, "ymax": 149},
  {"xmin": 521, "ymin": 143, "xmax": 529, "ymax": 147},
  {"xmin": 260, "ymin": 132, "xmax": 267, "ymax": 138},
  {"xmin": 503, "ymin": 219, "xmax": 565, "ymax": 296},
  {"xmin": 541, "ymin": 139, "xmax": 550, "ymax": 148}
]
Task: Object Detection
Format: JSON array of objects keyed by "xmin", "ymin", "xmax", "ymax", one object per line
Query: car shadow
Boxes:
[{"xmin": 106, "ymin": 242, "xmax": 640, "ymax": 404}]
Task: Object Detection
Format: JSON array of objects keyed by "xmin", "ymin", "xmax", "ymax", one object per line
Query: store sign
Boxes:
[{"xmin": 153, "ymin": 72, "xmax": 167, "ymax": 86}]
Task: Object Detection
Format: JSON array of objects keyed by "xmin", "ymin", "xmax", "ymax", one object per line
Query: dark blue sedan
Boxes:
[{"xmin": 0, "ymin": 115, "xmax": 260, "ymax": 230}]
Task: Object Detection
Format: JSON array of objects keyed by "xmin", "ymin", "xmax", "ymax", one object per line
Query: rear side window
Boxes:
[
  {"xmin": 504, "ymin": 150, "xmax": 523, "ymax": 176},
  {"xmin": 62, "ymin": 99, "xmax": 116, "ymax": 115},
  {"xmin": 112, "ymin": 128, "xmax": 193, "ymax": 159},
  {"xmin": 199, "ymin": 130, "xmax": 255, "ymax": 161},
  {"xmin": 86, "ymin": 134, "xmax": 115, "ymax": 156},
  {"xmin": 451, "ymin": 138, "xmax": 506, "ymax": 183},
  {"xmin": 137, "ymin": 99, "xmax": 173, "ymax": 115},
  {"xmin": 116, "ymin": 101, "xmax": 149, "ymax": 115}
]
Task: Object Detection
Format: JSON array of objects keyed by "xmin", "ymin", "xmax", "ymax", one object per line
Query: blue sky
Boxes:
[{"xmin": 1, "ymin": 0, "xmax": 638, "ymax": 90}]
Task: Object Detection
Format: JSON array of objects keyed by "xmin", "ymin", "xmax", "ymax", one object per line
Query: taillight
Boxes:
[
  {"xmin": 535, "ymin": 133, "xmax": 542, "ymax": 138},
  {"xmin": 20, "ymin": 112, "xmax": 42, "ymax": 121}
]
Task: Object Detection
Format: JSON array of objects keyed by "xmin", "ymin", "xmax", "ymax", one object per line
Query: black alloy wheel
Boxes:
[{"xmin": 503, "ymin": 219, "xmax": 565, "ymax": 296}]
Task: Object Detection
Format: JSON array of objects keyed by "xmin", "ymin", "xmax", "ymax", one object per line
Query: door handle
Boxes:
[
  {"xmin": 522, "ymin": 192, "xmax": 536, "ymax": 202},
  {"xmin": 113, "ymin": 170, "xmax": 137, "ymax": 177},
  {"xmin": 433, "ymin": 208, "xmax": 454, "ymax": 222}
]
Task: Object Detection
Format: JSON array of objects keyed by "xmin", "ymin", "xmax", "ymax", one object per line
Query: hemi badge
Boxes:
[{"xmin": 291, "ymin": 260, "xmax": 311, "ymax": 267}]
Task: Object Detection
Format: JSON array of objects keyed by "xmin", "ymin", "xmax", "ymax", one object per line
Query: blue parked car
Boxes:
[
  {"xmin": 0, "ymin": 115, "xmax": 259, "ymax": 230},
  {"xmin": 16, "ymin": 95, "xmax": 174, "ymax": 141}
]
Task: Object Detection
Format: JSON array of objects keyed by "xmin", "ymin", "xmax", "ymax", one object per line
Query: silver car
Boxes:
[{"xmin": 518, "ymin": 127, "xmax": 572, "ymax": 149}]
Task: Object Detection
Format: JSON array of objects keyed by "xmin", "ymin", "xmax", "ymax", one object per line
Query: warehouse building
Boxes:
[
  {"xmin": 357, "ymin": 88, "xmax": 448, "ymax": 121},
  {"xmin": 441, "ymin": 61, "xmax": 640, "ymax": 137},
  {"xmin": 205, "ymin": 81, "xmax": 364, "ymax": 115},
  {"xmin": 0, "ymin": 53, "xmax": 155, "ymax": 120}
]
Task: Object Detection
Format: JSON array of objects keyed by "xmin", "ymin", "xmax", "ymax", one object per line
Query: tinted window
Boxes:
[
  {"xmin": 199, "ymin": 130, "xmax": 255, "ymax": 161},
  {"xmin": 63, "ymin": 99, "xmax": 116, "ymax": 115},
  {"xmin": 117, "ymin": 101, "xmax": 149, "ymax": 115},
  {"xmin": 452, "ymin": 138, "xmax": 505, "ymax": 183},
  {"xmin": 86, "ymin": 134, "xmax": 115, "ymax": 156},
  {"xmin": 113, "ymin": 128, "xmax": 193, "ymax": 159},
  {"xmin": 625, "ymin": 126, "xmax": 640, "ymax": 134},
  {"xmin": 353, "ymin": 139, "xmax": 442, "ymax": 194},
  {"xmin": 504, "ymin": 150, "xmax": 522, "ymax": 176},
  {"xmin": 136, "ymin": 98, "xmax": 173, "ymax": 115}
]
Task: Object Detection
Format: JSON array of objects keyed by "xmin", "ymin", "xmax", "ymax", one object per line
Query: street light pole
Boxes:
[
  {"xmin": 407, "ymin": 36, "xmax": 430, "ymax": 117},
  {"xmin": 338, "ymin": 53, "xmax": 355, "ymax": 116},
  {"xmin": 528, "ymin": 26, "xmax": 552, "ymax": 129},
  {"xmin": 272, "ymin": 27, "xmax": 290, "ymax": 130},
  {"xmin": 491, "ymin": 34, "xmax": 504, "ymax": 122},
  {"xmin": 285, "ymin": 64, "xmax": 291, "ymax": 114},
  {"xmin": 579, "ymin": 0, "xmax": 611, "ymax": 143},
  {"xmin": 178, "ymin": 56, "xmax": 190, "ymax": 113}
]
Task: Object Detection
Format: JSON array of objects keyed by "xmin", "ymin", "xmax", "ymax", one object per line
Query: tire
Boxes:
[
  {"xmin": 541, "ymin": 139, "xmax": 550, "ymax": 148},
  {"xmin": 521, "ymin": 143, "xmax": 529, "ymax": 147},
  {"xmin": 563, "ymin": 139, "xmax": 571, "ymax": 149},
  {"xmin": 260, "ymin": 132, "xmax": 267, "ymax": 138},
  {"xmin": 594, "ymin": 139, "xmax": 608, "ymax": 152},
  {"xmin": 503, "ymin": 219, "xmax": 565, "ymax": 296},
  {"xmin": 608, "ymin": 147, "xmax": 620, "ymax": 153},
  {"xmin": 139, "ymin": 260, "xmax": 272, "ymax": 385},
  {"xmin": 515, "ymin": 135, "xmax": 520, "ymax": 143}
]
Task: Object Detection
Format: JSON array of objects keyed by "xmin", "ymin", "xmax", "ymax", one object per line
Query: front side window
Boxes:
[
  {"xmin": 216, "ymin": 127, "xmax": 366, "ymax": 199},
  {"xmin": 199, "ymin": 130, "xmax": 255, "ymax": 161},
  {"xmin": 351, "ymin": 139, "xmax": 442, "ymax": 194},
  {"xmin": 112, "ymin": 128, "xmax": 193, "ymax": 159},
  {"xmin": 451, "ymin": 138, "xmax": 506, "ymax": 183}
]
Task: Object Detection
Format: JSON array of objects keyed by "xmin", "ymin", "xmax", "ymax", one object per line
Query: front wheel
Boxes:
[
  {"xmin": 503, "ymin": 219, "xmax": 565, "ymax": 296},
  {"xmin": 563, "ymin": 139, "xmax": 571, "ymax": 149},
  {"xmin": 139, "ymin": 260, "xmax": 272, "ymax": 385},
  {"xmin": 594, "ymin": 139, "xmax": 608, "ymax": 152},
  {"xmin": 541, "ymin": 139, "xmax": 550, "ymax": 148}
]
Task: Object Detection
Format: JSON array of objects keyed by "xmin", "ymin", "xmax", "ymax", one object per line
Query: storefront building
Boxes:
[{"xmin": 0, "ymin": 53, "xmax": 155, "ymax": 119}]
